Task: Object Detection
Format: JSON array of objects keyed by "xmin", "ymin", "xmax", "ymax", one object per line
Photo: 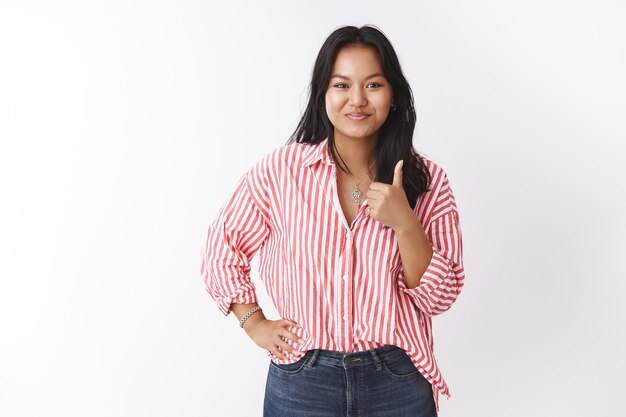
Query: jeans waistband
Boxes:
[{"xmin": 303, "ymin": 344, "xmax": 405, "ymax": 370}]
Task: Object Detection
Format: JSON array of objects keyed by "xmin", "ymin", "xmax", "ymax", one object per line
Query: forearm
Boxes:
[
  {"xmin": 230, "ymin": 302, "xmax": 267, "ymax": 333},
  {"xmin": 394, "ymin": 215, "xmax": 433, "ymax": 289}
]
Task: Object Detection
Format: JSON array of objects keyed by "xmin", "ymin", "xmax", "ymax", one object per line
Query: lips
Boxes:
[{"xmin": 346, "ymin": 113, "xmax": 370, "ymax": 120}]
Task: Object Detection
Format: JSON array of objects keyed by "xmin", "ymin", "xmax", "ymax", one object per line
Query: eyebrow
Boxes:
[{"xmin": 330, "ymin": 72, "xmax": 385, "ymax": 80}]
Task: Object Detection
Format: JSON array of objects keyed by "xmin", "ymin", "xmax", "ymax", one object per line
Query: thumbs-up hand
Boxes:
[
  {"xmin": 366, "ymin": 160, "xmax": 415, "ymax": 231},
  {"xmin": 392, "ymin": 159, "xmax": 404, "ymax": 188}
]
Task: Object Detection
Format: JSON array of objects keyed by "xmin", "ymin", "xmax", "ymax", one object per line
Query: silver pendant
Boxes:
[{"xmin": 352, "ymin": 185, "xmax": 362, "ymax": 204}]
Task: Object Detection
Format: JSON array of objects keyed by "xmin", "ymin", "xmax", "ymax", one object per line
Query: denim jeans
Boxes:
[{"xmin": 263, "ymin": 344, "xmax": 438, "ymax": 417}]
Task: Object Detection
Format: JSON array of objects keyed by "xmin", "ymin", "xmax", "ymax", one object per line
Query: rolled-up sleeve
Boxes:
[
  {"xmin": 200, "ymin": 170, "xmax": 271, "ymax": 317},
  {"xmin": 399, "ymin": 173, "xmax": 465, "ymax": 317}
]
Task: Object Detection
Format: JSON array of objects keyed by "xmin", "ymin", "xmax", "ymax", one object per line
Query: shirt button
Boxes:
[
  {"xmin": 343, "ymin": 314, "xmax": 348, "ymax": 320},
  {"xmin": 343, "ymin": 274, "xmax": 348, "ymax": 281}
]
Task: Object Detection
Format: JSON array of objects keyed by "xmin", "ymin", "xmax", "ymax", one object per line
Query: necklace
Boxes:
[{"xmin": 339, "ymin": 159, "xmax": 376, "ymax": 205}]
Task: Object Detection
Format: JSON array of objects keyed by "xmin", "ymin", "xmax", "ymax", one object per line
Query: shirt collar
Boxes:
[{"xmin": 301, "ymin": 137, "xmax": 334, "ymax": 168}]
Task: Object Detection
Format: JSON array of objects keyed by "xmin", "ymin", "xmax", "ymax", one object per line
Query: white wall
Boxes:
[{"xmin": 1, "ymin": 1, "xmax": 624, "ymax": 416}]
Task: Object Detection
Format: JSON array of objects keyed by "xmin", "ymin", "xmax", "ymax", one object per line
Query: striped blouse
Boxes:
[{"xmin": 200, "ymin": 137, "xmax": 465, "ymax": 411}]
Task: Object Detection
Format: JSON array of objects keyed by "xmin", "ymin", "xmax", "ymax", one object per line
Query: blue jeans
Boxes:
[{"xmin": 263, "ymin": 344, "xmax": 438, "ymax": 417}]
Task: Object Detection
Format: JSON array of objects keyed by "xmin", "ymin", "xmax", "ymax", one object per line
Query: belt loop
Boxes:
[
  {"xmin": 306, "ymin": 349, "xmax": 320, "ymax": 367},
  {"xmin": 369, "ymin": 347, "xmax": 383, "ymax": 371}
]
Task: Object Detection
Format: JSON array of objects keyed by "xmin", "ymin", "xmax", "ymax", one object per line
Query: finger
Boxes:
[
  {"xmin": 283, "ymin": 319, "xmax": 301, "ymax": 328},
  {"xmin": 392, "ymin": 160, "xmax": 403, "ymax": 188},
  {"xmin": 281, "ymin": 328, "xmax": 305, "ymax": 345},
  {"xmin": 273, "ymin": 337, "xmax": 290, "ymax": 358},
  {"xmin": 277, "ymin": 338, "xmax": 297, "ymax": 355},
  {"xmin": 272, "ymin": 347, "xmax": 286, "ymax": 360},
  {"xmin": 368, "ymin": 181, "xmax": 385, "ymax": 191},
  {"xmin": 365, "ymin": 188, "xmax": 379, "ymax": 199},
  {"xmin": 281, "ymin": 320, "xmax": 305, "ymax": 345},
  {"xmin": 275, "ymin": 334, "xmax": 299, "ymax": 356}
]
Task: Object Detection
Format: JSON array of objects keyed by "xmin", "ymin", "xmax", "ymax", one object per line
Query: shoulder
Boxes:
[
  {"xmin": 418, "ymin": 154, "xmax": 450, "ymax": 192},
  {"xmin": 247, "ymin": 141, "xmax": 312, "ymax": 179},
  {"xmin": 414, "ymin": 154, "xmax": 458, "ymax": 223},
  {"xmin": 243, "ymin": 142, "xmax": 310, "ymax": 212}
]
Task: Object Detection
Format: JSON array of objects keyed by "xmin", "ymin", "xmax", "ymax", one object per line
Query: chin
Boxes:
[
  {"xmin": 337, "ymin": 128, "xmax": 374, "ymax": 140},
  {"xmin": 351, "ymin": 133, "xmax": 376, "ymax": 141}
]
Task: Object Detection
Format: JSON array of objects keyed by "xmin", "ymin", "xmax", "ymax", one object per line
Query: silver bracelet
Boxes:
[{"xmin": 239, "ymin": 306, "xmax": 262, "ymax": 328}]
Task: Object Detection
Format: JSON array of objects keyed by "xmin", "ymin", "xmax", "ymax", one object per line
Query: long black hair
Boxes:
[{"xmin": 286, "ymin": 24, "xmax": 432, "ymax": 210}]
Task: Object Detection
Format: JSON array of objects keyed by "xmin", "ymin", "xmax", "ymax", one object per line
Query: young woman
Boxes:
[{"xmin": 201, "ymin": 24, "xmax": 465, "ymax": 417}]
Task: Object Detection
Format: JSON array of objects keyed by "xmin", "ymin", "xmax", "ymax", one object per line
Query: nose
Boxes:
[{"xmin": 348, "ymin": 87, "xmax": 367, "ymax": 108}]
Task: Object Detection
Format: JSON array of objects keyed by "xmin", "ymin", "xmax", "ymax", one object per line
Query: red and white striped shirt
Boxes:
[{"xmin": 200, "ymin": 137, "xmax": 465, "ymax": 411}]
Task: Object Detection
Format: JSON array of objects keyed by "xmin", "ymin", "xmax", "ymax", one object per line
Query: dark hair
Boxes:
[{"xmin": 286, "ymin": 24, "xmax": 431, "ymax": 209}]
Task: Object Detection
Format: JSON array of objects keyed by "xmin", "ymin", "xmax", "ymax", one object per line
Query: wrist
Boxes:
[
  {"xmin": 393, "ymin": 212, "xmax": 420, "ymax": 236},
  {"xmin": 243, "ymin": 311, "xmax": 266, "ymax": 334}
]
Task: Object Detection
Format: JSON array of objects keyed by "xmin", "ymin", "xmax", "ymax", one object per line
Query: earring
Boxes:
[{"xmin": 391, "ymin": 104, "xmax": 396, "ymax": 112}]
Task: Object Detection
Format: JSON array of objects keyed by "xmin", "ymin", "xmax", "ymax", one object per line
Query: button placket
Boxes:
[{"xmin": 341, "ymin": 229, "xmax": 353, "ymax": 349}]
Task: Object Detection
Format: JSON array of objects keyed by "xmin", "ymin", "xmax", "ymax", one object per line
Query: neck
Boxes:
[{"xmin": 331, "ymin": 132, "xmax": 377, "ymax": 176}]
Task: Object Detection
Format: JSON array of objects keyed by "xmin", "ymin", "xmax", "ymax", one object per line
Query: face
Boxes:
[{"xmin": 325, "ymin": 44, "xmax": 394, "ymax": 144}]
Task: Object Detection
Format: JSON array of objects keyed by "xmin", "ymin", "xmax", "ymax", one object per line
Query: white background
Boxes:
[{"xmin": 1, "ymin": 1, "xmax": 625, "ymax": 416}]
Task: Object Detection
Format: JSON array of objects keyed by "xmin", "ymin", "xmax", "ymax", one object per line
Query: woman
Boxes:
[{"xmin": 201, "ymin": 24, "xmax": 465, "ymax": 417}]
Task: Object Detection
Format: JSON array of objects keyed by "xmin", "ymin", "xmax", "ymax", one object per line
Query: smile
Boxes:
[{"xmin": 346, "ymin": 113, "xmax": 370, "ymax": 121}]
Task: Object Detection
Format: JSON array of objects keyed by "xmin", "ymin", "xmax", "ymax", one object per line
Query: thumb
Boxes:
[{"xmin": 392, "ymin": 160, "xmax": 404, "ymax": 188}]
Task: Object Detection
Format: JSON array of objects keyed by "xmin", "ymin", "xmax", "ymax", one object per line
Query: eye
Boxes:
[{"xmin": 331, "ymin": 82, "xmax": 384, "ymax": 89}]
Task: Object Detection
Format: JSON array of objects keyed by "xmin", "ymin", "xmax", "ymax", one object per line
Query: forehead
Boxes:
[{"xmin": 331, "ymin": 45, "xmax": 383, "ymax": 74}]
